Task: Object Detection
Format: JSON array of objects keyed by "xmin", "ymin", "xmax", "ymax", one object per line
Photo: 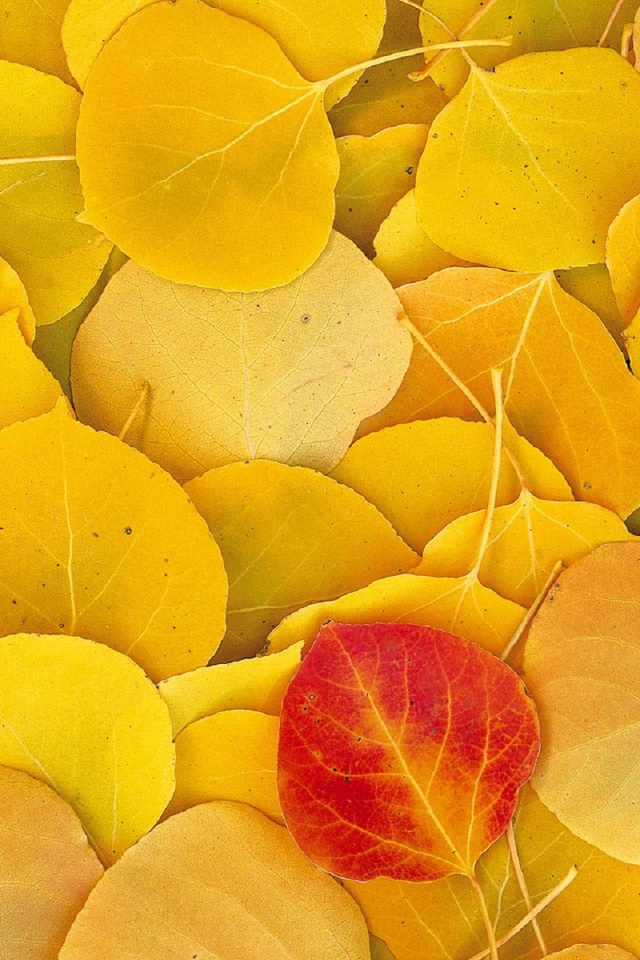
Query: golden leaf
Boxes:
[{"xmin": 0, "ymin": 633, "xmax": 174, "ymax": 864}]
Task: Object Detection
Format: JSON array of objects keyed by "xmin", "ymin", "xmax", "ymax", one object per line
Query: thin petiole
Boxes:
[
  {"xmin": 468, "ymin": 872, "xmax": 500, "ymax": 960},
  {"xmin": 506, "ymin": 821, "xmax": 547, "ymax": 956},
  {"xmin": 500, "ymin": 561, "xmax": 563, "ymax": 663},
  {"xmin": 0, "ymin": 154, "xmax": 75, "ymax": 166},
  {"xmin": 464, "ymin": 866, "xmax": 578, "ymax": 960},
  {"xmin": 598, "ymin": 0, "xmax": 627, "ymax": 46},
  {"xmin": 119, "ymin": 382, "xmax": 150, "ymax": 442}
]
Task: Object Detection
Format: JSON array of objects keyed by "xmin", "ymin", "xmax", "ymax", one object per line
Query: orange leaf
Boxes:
[{"xmin": 277, "ymin": 621, "xmax": 540, "ymax": 882}]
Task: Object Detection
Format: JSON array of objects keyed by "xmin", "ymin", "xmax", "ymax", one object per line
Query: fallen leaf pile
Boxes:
[{"xmin": 1, "ymin": 0, "xmax": 640, "ymax": 958}]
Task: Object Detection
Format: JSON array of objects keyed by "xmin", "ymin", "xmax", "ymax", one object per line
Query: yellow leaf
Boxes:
[
  {"xmin": 70, "ymin": 234, "xmax": 412, "ymax": 480},
  {"xmin": 166, "ymin": 710, "xmax": 281, "ymax": 822},
  {"xmin": 419, "ymin": 0, "xmax": 640, "ymax": 98},
  {"xmin": 0, "ymin": 61, "xmax": 111, "ymax": 325},
  {"xmin": 33, "ymin": 247, "xmax": 128, "ymax": 396},
  {"xmin": 0, "ymin": 766, "xmax": 103, "ymax": 960},
  {"xmin": 0, "ymin": 633, "xmax": 174, "ymax": 864},
  {"xmin": 524, "ymin": 541, "xmax": 640, "ymax": 863},
  {"xmin": 158, "ymin": 642, "xmax": 302, "ymax": 737},
  {"xmin": 266, "ymin": 573, "xmax": 525, "ymax": 659},
  {"xmin": 0, "ymin": 402, "xmax": 227, "ymax": 681},
  {"xmin": 367, "ymin": 268, "xmax": 640, "ymax": 517},
  {"xmin": 550, "ymin": 947, "xmax": 638, "ymax": 960},
  {"xmin": 373, "ymin": 188, "xmax": 471, "ymax": 288},
  {"xmin": 331, "ymin": 418, "xmax": 571, "ymax": 553},
  {"xmin": 0, "ymin": 0, "xmax": 74, "ymax": 84},
  {"xmin": 555, "ymin": 263, "xmax": 626, "ymax": 349},
  {"xmin": 346, "ymin": 784, "xmax": 640, "ymax": 960},
  {"xmin": 184, "ymin": 460, "xmax": 419, "ymax": 662},
  {"xmin": 334, "ymin": 125, "xmax": 429, "ymax": 258},
  {"xmin": 417, "ymin": 490, "xmax": 633, "ymax": 607},
  {"xmin": 59, "ymin": 802, "xmax": 371, "ymax": 960},
  {"xmin": 0, "ymin": 308, "xmax": 63, "ymax": 428},
  {"xmin": 63, "ymin": 0, "xmax": 385, "ymax": 95},
  {"xmin": 607, "ymin": 192, "xmax": 640, "ymax": 322},
  {"xmin": 415, "ymin": 49, "xmax": 640, "ymax": 271},
  {"xmin": 0, "ymin": 255, "xmax": 36, "ymax": 343},
  {"xmin": 76, "ymin": 0, "xmax": 339, "ymax": 291},
  {"xmin": 329, "ymin": 0, "xmax": 447, "ymax": 137}
]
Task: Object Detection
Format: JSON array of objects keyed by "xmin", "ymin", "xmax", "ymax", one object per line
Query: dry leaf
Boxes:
[
  {"xmin": 59, "ymin": 801, "xmax": 371, "ymax": 960},
  {"xmin": 0, "ymin": 766, "xmax": 103, "ymax": 960},
  {"xmin": 328, "ymin": 0, "xmax": 447, "ymax": 137},
  {"xmin": 419, "ymin": 0, "xmax": 639, "ymax": 98},
  {"xmin": 71, "ymin": 234, "xmax": 412, "ymax": 480},
  {"xmin": 167, "ymin": 710, "xmax": 281, "ymax": 821},
  {"xmin": 331, "ymin": 418, "xmax": 571, "ymax": 553},
  {"xmin": 76, "ymin": 0, "xmax": 340, "ymax": 290},
  {"xmin": 184, "ymin": 459, "xmax": 418, "ymax": 662},
  {"xmin": 334, "ymin": 125, "xmax": 429, "ymax": 258},
  {"xmin": 278, "ymin": 621, "xmax": 539, "ymax": 881},
  {"xmin": 158, "ymin": 642, "xmax": 302, "ymax": 737},
  {"xmin": 0, "ymin": 633, "xmax": 174, "ymax": 864},
  {"xmin": 0, "ymin": 61, "xmax": 111, "ymax": 324},
  {"xmin": 417, "ymin": 491, "xmax": 633, "ymax": 607},
  {"xmin": 266, "ymin": 573, "xmax": 525, "ymax": 658},
  {"xmin": 607, "ymin": 192, "xmax": 640, "ymax": 323},
  {"xmin": 63, "ymin": 0, "xmax": 385, "ymax": 95},
  {"xmin": 373, "ymin": 188, "xmax": 471, "ymax": 288},
  {"xmin": 366, "ymin": 268, "xmax": 640, "ymax": 518},
  {"xmin": 524, "ymin": 541, "xmax": 640, "ymax": 863},
  {"xmin": 0, "ymin": 401, "xmax": 227, "ymax": 681},
  {"xmin": 347, "ymin": 784, "xmax": 640, "ymax": 960},
  {"xmin": 415, "ymin": 49, "xmax": 640, "ymax": 271},
  {"xmin": 0, "ymin": 0, "xmax": 73, "ymax": 84},
  {"xmin": 0, "ymin": 308, "xmax": 62, "ymax": 428},
  {"xmin": 555, "ymin": 263, "xmax": 626, "ymax": 348}
]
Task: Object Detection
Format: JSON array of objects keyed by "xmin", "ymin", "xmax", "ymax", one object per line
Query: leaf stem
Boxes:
[
  {"xmin": 598, "ymin": 0, "xmax": 626, "ymax": 46},
  {"xmin": 409, "ymin": 0, "xmax": 506, "ymax": 79},
  {"xmin": 465, "ymin": 866, "xmax": 577, "ymax": 960},
  {"xmin": 468, "ymin": 872, "xmax": 499, "ymax": 960},
  {"xmin": 500, "ymin": 560, "xmax": 563, "ymax": 662},
  {"xmin": 0, "ymin": 154, "xmax": 76, "ymax": 166},
  {"xmin": 318, "ymin": 37, "xmax": 512, "ymax": 90},
  {"xmin": 397, "ymin": 0, "xmax": 456, "ymax": 38},
  {"xmin": 469, "ymin": 367, "xmax": 503, "ymax": 581},
  {"xmin": 506, "ymin": 821, "xmax": 547, "ymax": 956},
  {"xmin": 118, "ymin": 381, "xmax": 150, "ymax": 442}
]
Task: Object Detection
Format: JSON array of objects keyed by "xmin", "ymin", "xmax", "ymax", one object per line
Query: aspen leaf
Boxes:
[
  {"xmin": 607, "ymin": 193, "xmax": 640, "ymax": 323},
  {"xmin": 0, "ymin": 633, "xmax": 174, "ymax": 864},
  {"xmin": 62, "ymin": 0, "xmax": 385, "ymax": 95},
  {"xmin": 331, "ymin": 418, "xmax": 571, "ymax": 553},
  {"xmin": 555, "ymin": 263, "xmax": 626, "ymax": 348},
  {"xmin": 158, "ymin": 642, "xmax": 303, "ymax": 737},
  {"xmin": 550, "ymin": 948, "xmax": 638, "ymax": 960},
  {"xmin": 0, "ymin": 766, "xmax": 103, "ymax": 960},
  {"xmin": 373, "ymin": 189, "xmax": 471, "ymax": 288},
  {"xmin": 76, "ymin": 0, "xmax": 340, "ymax": 291},
  {"xmin": 334, "ymin": 125, "xmax": 429, "ymax": 258},
  {"xmin": 417, "ymin": 491, "xmax": 633, "ymax": 607},
  {"xmin": 167, "ymin": 710, "xmax": 281, "ymax": 821},
  {"xmin": 415, "ymin": 49, "xmax": 640, "ymax": 272},
  {"xmin": 368, "ymin": 268, "xmax": 640, "ymax": 517},
  {"xmin": 0, "ymin": 309, "xmax": 63, "ymax": 428},
  {"xmin": 0, "ymin": 0, "xmax": 73, "ymax": 84},
  {"xmin": 0, "ymin": 61, "xmax": 111, "ymax": 325},
  {"xmin": 328, "ymin": 0, "xmax": 447, "ymax": 137},
  {"xmin": 70, "ymin": 234, "xmax": 412, "ymax": 480},
  {"xmin": 0, "ymin": 255, "xmax": 36, "ymax": 343},
  {"xmin": 347, "ymin": 785, "xmax": 640, "ymax": 960},
  {"xmin": 419, "ymin": 0, "xmax": 639, "ymax": 98},
  {"xmin": 59, "ymin": 801, "xmax": 371, "ymax": 960},
  {"xmin": 278, "ymin": 621, "xmax": 540, "ymax": 882},
  {"xmin": 524, "ymin": 541, "xmax": 640, "ymax": 863},
  {"xmin": 0, "ymin": 402, "xmax": 227, "ymax": 681},
  {"xmin": 266, "ymin": 573, "xmax": 525, "ymax": 658},
  {"xmin": 184, "ymin": 460, "xmax": 418, "ymax": 662}
]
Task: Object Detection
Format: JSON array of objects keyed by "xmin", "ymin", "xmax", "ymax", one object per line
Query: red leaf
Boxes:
[{"xmin": 277, "ymin": 622, "xmax": 540, "ymax": 882}]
